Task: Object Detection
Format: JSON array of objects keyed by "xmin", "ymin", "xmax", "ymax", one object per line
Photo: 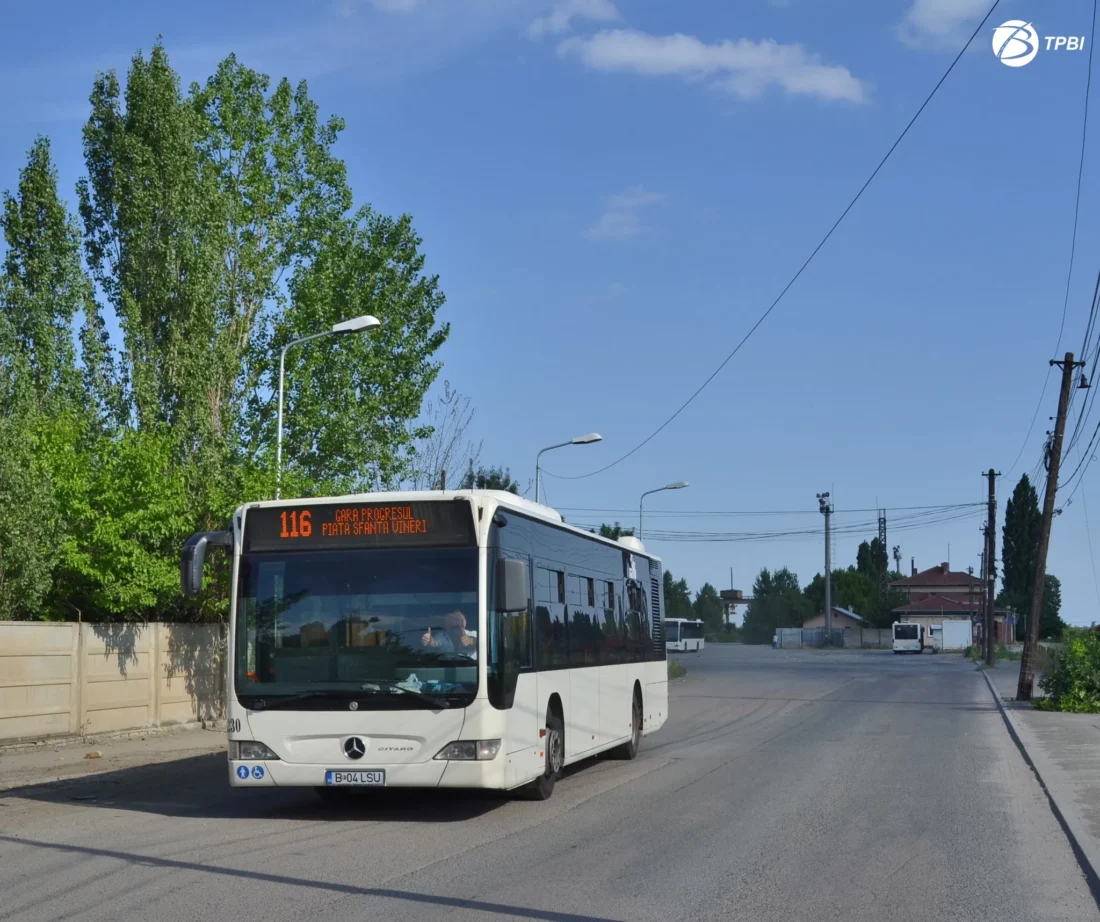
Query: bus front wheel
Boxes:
[{"xmin": 524, "ymin": 710, "xmax": 564, "ymax": 800}]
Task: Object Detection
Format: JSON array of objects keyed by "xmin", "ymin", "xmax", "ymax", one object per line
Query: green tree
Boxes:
[
  {"xmin": 663, "ymin": 570, "xmax": 693, "ymax": 621},
  {"xmin": 1040, "ymin": 573, "xmax": 1065, "ymax": 640},
  {"xmin": 0, "ymin": 403, "xmax": 61, "ymax": 619},
  {"xmin": 742, "ymin": 567, "xmax": 809, "ymax": 644},
  {"xmin": 804, "ymin": 567, "xmax": 876, "ymax": 620},
  {"xmin": 1002, "ymin": 474, "xmax": 1042, "ymax": 641},
  {"xmin": 596, "ymin": 523, "xmax": 634, "ymax": 539},
  {"xmin": 855, "ymin": 539, "xmax": 888, "ymax": 581},
  {"xmin": 693, "ymin": 582, "xmax": 724, "ymax": 633},
  {"xmin": 275, "ymin": 208, "xmax": 447, "ymax": 491},
  {"xmin": 2, "ymin": 136, "xmax": 88, "ymax": 406},
  {"xmin": 0, "ymin": 137, "xmax": 97, "ymax": 619},
  {"xmin": 0, "ymin": 41, "xmax": 449, "ymax": 622},
  {"xmin": 462, "ymin": 465, "xmax": 521, "ymax": 494}
]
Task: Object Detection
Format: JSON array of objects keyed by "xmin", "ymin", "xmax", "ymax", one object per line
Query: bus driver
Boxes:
[{"xmin": 421, "ymin": 609, "xmax": 477, "ymax": 657}]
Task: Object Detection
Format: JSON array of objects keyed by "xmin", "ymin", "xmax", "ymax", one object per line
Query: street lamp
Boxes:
[
  {"xmin": 639, "ymin": 481, "xmax": 689, "ymax": 540},
  {"xmin": 275, "ymin": 315, "xmax": 381, "ymax": 498},
  {"xmin": 534, "ymin": 433, "xmax": 602, "ymax": 504}
]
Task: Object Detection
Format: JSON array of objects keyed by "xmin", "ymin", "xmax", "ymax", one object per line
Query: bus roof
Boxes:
[
  {"xmin": 664, "ymin": 618, "xmax": 703, "ymax": 624},
  {"xmin": 235, "ymin": 489, "xmax": 659, "ymax": 561}
]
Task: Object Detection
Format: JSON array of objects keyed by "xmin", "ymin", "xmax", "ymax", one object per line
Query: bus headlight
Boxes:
[
  {"xmin": 229, "ymin": 741, "xmax": 280, "ymax": 761},
  {"xmin": 433, "ymin": 740, "xmax": 501, "ymax": 761}
]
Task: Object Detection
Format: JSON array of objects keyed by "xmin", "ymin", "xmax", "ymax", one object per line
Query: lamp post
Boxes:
[
  {"xmin": 276, "ymin": 315, "xmax": 381, "ymax": 499},
  {"xmin": 534, "ymin": 433, "xmax": 602, "ymax": 504},
  {"xmin": 639, "ymin": 481, "xmax": 689, "ymax": 540}
]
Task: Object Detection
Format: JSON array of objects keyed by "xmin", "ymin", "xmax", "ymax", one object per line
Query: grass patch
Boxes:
[
  {"xmin": 964, "ymin": 645, "xmax": 982, "ymax": 661},
  {"xmin": 668, "ymin": 659, "xmax": 687, "ymax": 679},
  {"xmin": 996, "ymin": 645, "xmax": 1021, "ymax": 660}
]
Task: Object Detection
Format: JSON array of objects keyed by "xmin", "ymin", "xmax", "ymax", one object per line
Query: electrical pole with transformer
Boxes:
[{"xmin": 1018, "ymin": 353, "xmax": 1087, "ymax": 700}]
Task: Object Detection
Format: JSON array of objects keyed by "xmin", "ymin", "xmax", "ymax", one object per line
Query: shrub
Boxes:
[
  {"xmin": 668, "ymin": 660, "xmax": 687, "ymax": 679},
  {"xmin": 1035, "ymin": 628, "xmax": 1100, "ymax": 712},
  {"xmin": 996, "ymin": 645, "xmax": 1021, "ymax": 661},
  {"xmin": 963, "ymin": 645, "xmax": 982, "ymax": 661}
]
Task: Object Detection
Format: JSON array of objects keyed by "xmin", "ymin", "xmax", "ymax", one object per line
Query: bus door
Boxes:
[{"xmin": 489, "ymin": 545, "xmax": 539, "ymax": 784}]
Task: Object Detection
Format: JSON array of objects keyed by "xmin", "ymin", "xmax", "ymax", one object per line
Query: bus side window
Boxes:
[{"xmin": 536, "ymin": 565, "xmax": 568, "ymax": 669}]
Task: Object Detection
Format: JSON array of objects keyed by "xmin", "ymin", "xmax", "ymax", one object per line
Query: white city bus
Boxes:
[
  {"xmin": 892, "ymin": 621, "xmax": 924, "ymax": 654},
  {"xmin": 665, "ymin": 618, "xmax": 704, "ymax": 653},
  {"xmin": 181, "ymin": 490, "xmax": 669, "ymax": 801}
]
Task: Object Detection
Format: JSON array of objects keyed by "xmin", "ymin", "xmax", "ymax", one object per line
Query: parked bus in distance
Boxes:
[
  {"xmin": 892, "ymin": 621, "xmax": 923, "ymax": 654},
  {"xmin": 181, "ymin": 490, "xmax": 668, "ymax": 801},
  {"xmin": 665, "ymin": 618, "xmax": 705, "ymax": 653}
]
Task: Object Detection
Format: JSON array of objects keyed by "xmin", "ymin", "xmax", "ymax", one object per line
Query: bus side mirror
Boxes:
[
  {"xmin": 181, "ymin": 531, "xmax": 232, "ymax": 596},
  {"xmin": 496, "ymin": 558, "xmax": 528, "ymax": 613}
]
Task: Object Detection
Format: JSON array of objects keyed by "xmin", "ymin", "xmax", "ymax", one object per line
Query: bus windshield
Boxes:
[
  {"xmin": 894, "ymin": 623, "xmax": 919, "ymax": 641},
  {"xmin": 235, "ymin": 547, "xmax": 479, "ymax": 706},
  {"xmin": 665, "ymin": 622, "xmax": 680, "ymax": 642}
]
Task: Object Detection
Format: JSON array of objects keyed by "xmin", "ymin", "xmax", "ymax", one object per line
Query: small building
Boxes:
[
  {"xmin": 891, "ymin": 561, "xmax": 984, "ymax": 602},
  {"xmin": 890, "ymin": 594, "xmax": 1012, "ymax": 645},
  {"xmin": 802, "ymin": 605, "xmax": 869, "ymax": 631}
]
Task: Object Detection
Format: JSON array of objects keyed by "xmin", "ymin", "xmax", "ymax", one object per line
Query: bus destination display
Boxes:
[{"xmin": 243, "ymin": 502, "xmax": 475, "ymax": 552}]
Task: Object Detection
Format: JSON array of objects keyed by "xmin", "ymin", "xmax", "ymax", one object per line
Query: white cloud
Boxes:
[
  {"xmin": 896, "ymin": 0, "xmax": 990, "ymax": 49},
  {"xmin": 558, "ymin": 29, "xmax": 868, "ymax": 103},
  {"xmin": 528, "ymin": 0, "xmax": 620, "ymax": 39},
  {"xmin": 586, "ymin": 185, "xmax": 665, "ymax": 241}
]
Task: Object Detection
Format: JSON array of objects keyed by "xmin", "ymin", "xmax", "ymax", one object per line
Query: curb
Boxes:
[{"xmin": 982, "ymin": 670, "xmax": 1100, "ymax": 906}]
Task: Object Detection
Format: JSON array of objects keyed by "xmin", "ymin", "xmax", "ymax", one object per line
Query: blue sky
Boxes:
[{"xmin": 4, "ymin": 0, "xmax": 1100, "ymax": 624}]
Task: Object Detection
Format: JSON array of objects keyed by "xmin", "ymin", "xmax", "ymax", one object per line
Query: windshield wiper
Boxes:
[
  {"xmin": 360, "ymin": 681, "xmax": 454, "ymax": 709},
  {"xmin": 243, "ymin": 690, "xmax": 360, "ymax": 711}
]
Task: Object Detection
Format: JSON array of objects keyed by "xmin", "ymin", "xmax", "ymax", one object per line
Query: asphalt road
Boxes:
[{"xmin": 1, "ymin": 646, "xmax": 1097, "ymax": 922}]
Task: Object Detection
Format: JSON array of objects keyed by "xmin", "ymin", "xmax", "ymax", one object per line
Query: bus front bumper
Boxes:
[{"xmin": 228, "ymin": 758, "xmax": 504, "ymax": 789}]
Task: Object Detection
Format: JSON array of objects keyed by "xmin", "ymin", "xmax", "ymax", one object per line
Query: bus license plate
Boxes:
[{"xmin": 325, "ymin": 770, "xmax": 385, "ymax": 786}]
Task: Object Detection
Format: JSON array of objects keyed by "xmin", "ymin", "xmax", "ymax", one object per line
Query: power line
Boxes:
[
  {"xmin": 1067, "ymin": 272, "xmax": 1100, "ymax": 454},
  {"xmin": 624, "ymin": 510, "xmax": 982, "ymax": 544},
  {"xmin": 1057, "ymin": 0, "xmax": 1097, "ymax": 354},
  {"xmin": 1058, "ymin": 418, "xmax": 1100, "ymax": 504},
  {"xmin": 1006, "ymin": 0, "xmax": 1098, "ymax": 476},
  {"xmin": 568, "ymin": 507, "xmax": 982, "ymax": 543},
  {"xmin": 556, "ymin": 502, "xmax": 984, "ymax": 517},
  {"xmin": 544, "ymin": 0, "xmax": 1003, "ymax": 483},
  {"xmin": 1077, "ymin": 450, "xmax": 1100, "ymax": 617}
]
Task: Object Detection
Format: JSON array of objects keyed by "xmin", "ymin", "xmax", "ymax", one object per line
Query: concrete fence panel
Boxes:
[
  {"xmin": 0, "ymin": 623, "xmax": 79, "ymax": 741},
  {"xmin": 0, "ymin": 622, "xmax": 225, "ymax": 745}
]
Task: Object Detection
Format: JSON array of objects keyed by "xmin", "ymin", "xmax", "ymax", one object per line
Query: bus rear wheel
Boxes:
[
  {"xmin": 523, "ymin": 710, "xmax": 564, "ymax": 801},
  {"xmin": 608, "ymin": 693, "xmax": 642, "ymax": 760}
]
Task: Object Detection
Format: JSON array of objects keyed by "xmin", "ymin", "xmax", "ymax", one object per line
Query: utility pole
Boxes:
[
  {"xmin": 877, "ymin": 509, "xmax": 888, "ymax": 595},
  {"xmin": 968, "ymin": 565, "xmax": 974, "ymax": 643},
  {"xmin": 985, "ymin": 469, "xmax": 999, "ymax": 667},
  {"xmin": 1018, "ymin": 352, "xmax": 1086, "ymax": 700},
  {"xmin": 981, "ymin": 545, "xmax": 990, "ymax": 651},
  {"xmin": 818, "ymin": 493, "xmax": 833, "ymax": 640}
]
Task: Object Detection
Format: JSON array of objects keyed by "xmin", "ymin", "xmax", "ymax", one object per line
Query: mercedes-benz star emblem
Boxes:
[{"xmin": 343, "ymin": 737, "xmax": 366, "ymax": 760}]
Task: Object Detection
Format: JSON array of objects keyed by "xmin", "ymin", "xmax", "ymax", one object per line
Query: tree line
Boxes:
[
  {"xmin": 739, "ymin": 476, "xmax": 1066, "ymax": 644},
  {"xmin": 0, "ymin": 41, "xmax": 518, "ymax": 624}
]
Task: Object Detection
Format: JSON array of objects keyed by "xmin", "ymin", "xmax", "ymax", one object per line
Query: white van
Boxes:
[{"xmin": 892, "ymin": 621, "xmax": 923, "ymax": 654}]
